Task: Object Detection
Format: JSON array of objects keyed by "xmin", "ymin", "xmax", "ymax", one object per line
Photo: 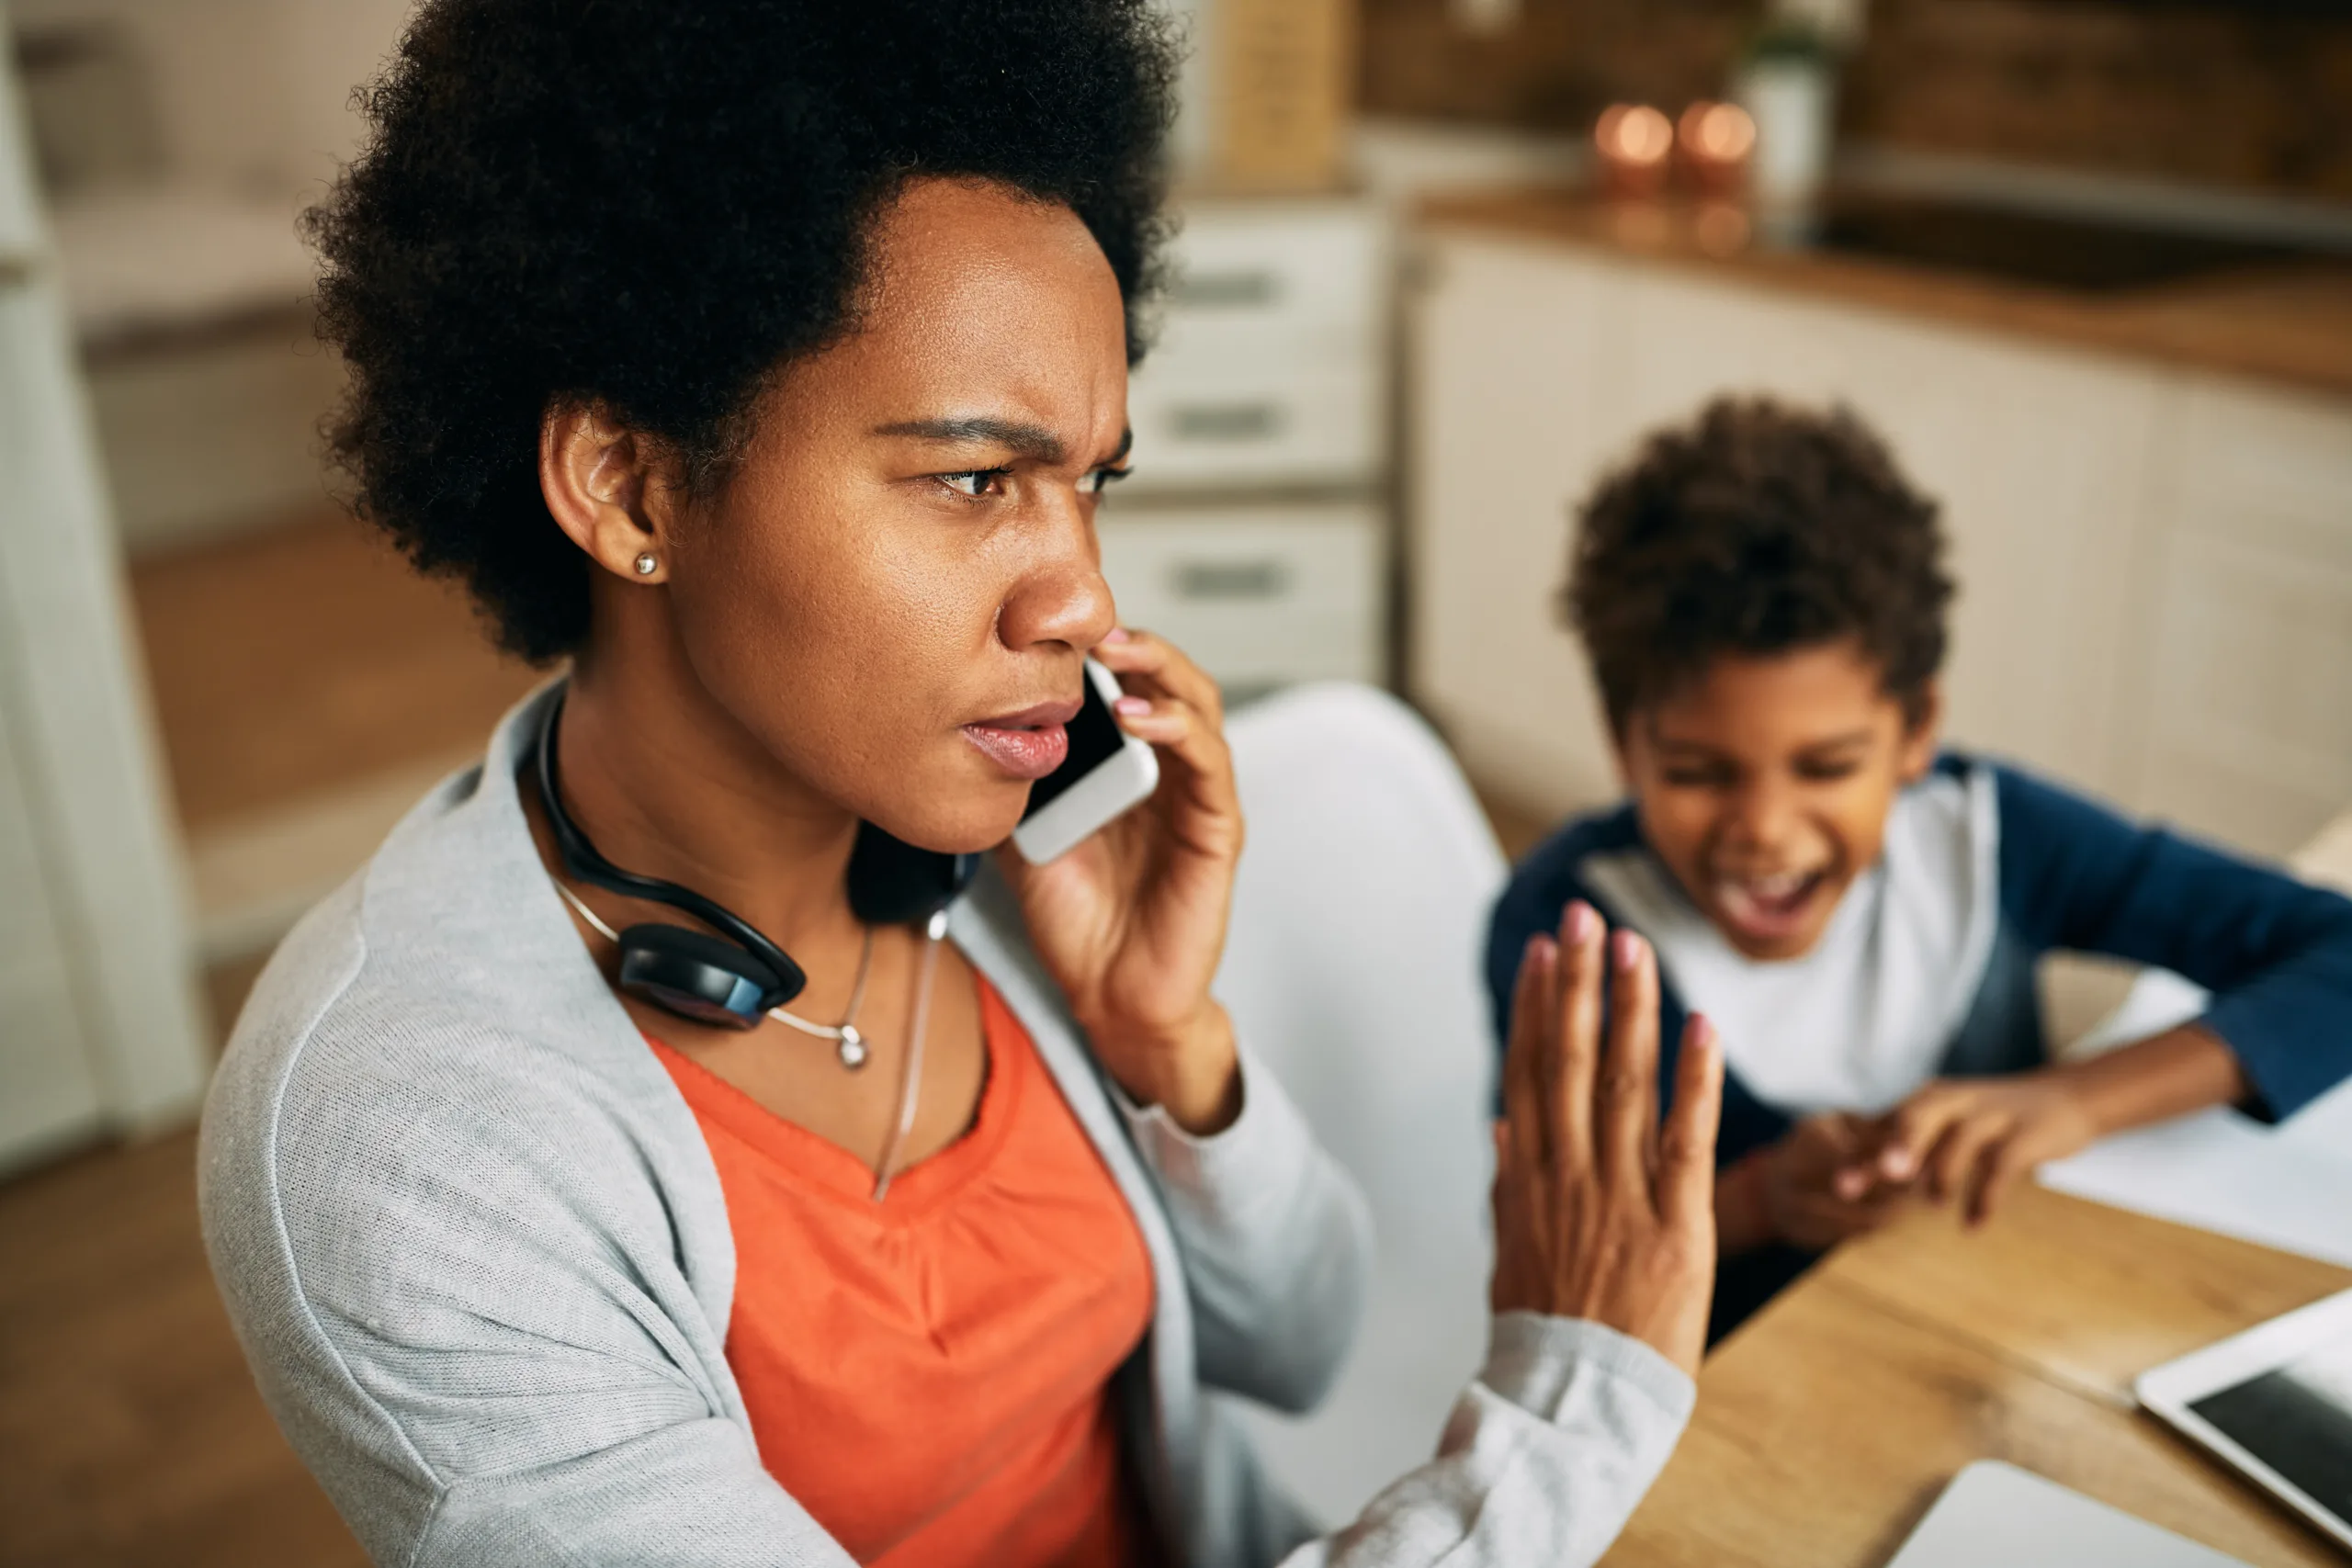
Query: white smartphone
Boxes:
[
  {"xmin": 2135, "ymin": 1286, "xmax": 2352, "ymax": 1551},
  {"xmin": 1012, "ymin": 658, "xmax": 1160, "ymax": 864}
]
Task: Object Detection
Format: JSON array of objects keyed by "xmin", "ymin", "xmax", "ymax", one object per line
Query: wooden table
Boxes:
[{"xmin": 1604, "ymin": 1183, "xmax": 2352, "ymax": 1567}]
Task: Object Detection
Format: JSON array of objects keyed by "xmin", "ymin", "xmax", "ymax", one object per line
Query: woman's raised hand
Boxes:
[
  {"xmin": 1491, "ymin": 901, "xmax": 1724, "ymax": 1379},
  {"xmin": 1002, "ymin": 628, "xmax": 1245, "ymax": 1135}
]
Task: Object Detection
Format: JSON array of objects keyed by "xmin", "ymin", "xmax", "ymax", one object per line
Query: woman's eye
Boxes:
[
  {"xmin": 1663, "ymin": 769, "xmax": 1732, "ymax": 790},
  {"xmin": 939, "ymin": 469, "xmax": 1009, "ymax": 499},
  {"xmin": 1797, "ymin": 759, "xmax": 1863, "ymax": 783},
  {"xmin": 1078, "ymin": 465, "xmax": 1133, "ymax": 496}
]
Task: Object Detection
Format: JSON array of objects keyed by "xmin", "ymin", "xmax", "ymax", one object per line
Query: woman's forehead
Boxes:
[{"xmin": 761, "ymin": 179, "xmax": 1127, "ymax": 437}]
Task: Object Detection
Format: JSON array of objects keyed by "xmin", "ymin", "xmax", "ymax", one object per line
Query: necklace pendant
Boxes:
[{"xmin": 836, "ymin": 1024, "xmax": 868, "ymax": 1071}]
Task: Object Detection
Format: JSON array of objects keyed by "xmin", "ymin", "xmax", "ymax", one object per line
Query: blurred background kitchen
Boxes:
[{"xmin": 1, "ymin": 0, "xmax": 2347, "ymax": 1562}]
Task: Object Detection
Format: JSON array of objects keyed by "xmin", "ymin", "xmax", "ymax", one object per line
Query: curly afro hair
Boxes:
[
  {"xmin": 1561, "ymin": 397, "xmax": 1954, "ymax": 733},
  {"xmin": 306, "ymin": 0, "xmax": 1179, "ymax": 663}
]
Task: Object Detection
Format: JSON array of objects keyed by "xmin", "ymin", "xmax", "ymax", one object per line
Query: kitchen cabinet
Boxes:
[
  {"xmin": 1111, "ymin": 195, "xmax": 1391, "ymax": 698},
  {"xmin": 1408, "ymin": 235, "xmax": 1621, "ymax": 808},
  {"xmin": 2133, "ymin": 378, "xmax": 2352, "ymax": 856},
  {"xmin": 1097, "ymin": 500, "xmax": 1385, "ymax": 697},
  {"xmin": 1409, "ymin": 224, "xmax": 2352, "ymax": 860}
]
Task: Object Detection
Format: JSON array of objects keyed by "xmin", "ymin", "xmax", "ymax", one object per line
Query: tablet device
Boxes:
[{"xmin": 2137, "ymin": 1286, "xmax": 2352, "ymax": 1551}]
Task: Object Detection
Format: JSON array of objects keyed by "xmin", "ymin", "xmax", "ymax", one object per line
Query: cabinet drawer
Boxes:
[
  {"xmin": 1157, "ymin": 203, "xmax": 1384, "ymax": 351},
  {"xmin": 1125, "ymin": 358, "xmax": 1381, "ymax": 489},
  {"xmin": 1099, "ymin": 504, "xmax": 1386, "ymax": 692}
]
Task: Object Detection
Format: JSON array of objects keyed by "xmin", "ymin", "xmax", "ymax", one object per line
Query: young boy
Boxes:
[{"xmin": 1487, "ymin": 397, "xmax": 2352, "ymax": 1336}]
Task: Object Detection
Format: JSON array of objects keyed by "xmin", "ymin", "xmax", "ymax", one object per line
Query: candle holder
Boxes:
[
  {"xmin": 1677, "ymin": 100, "xmax": 1756, "ymax": 200},
  {"xmin": 1593, "ymin": 103, "xmax": 1673, "ymax": 201}
]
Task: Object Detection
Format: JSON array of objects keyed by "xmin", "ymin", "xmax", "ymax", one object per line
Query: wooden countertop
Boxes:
[
  {"xmin": 1418, "ymin": 189, "xmax": 2352, "ymax": 402},
  {"xmin": 1602, "ymin": 1182, "xmax": 2351, "ymax": 1567}
]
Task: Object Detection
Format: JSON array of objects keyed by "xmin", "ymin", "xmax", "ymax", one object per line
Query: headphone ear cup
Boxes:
[{"xmin": 614, "ymin": 924, "xmax": 806, "ymax": 1029}]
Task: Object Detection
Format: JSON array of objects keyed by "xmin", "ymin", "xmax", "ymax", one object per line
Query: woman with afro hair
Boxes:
[{"xmin": 198, "ymin": 4, "xmax": 1723, "ymax": 1564}]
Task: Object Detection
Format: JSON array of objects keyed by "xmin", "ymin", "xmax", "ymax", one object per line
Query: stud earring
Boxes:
[{"xmin": 632, "ymin": 551, "xmax": 658, "ymax": 577}]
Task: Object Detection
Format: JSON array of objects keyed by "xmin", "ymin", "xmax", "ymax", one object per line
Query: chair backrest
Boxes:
[{"xmin": 1211, "ymin": 682, "xmax": 1507, "ymax": 1525}]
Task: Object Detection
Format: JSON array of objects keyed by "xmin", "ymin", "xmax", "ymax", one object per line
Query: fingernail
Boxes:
[
  {"xmin": 1612, "ymin": 930, "xmax": 1641, "ymax": 971},
  {"xmin": 1526, "ymin": 933, "xmax": 1557, "ymax": 969},
  {"xmin": 1883, "ymin": 1148, "xmax": 1916, "ymax": 1178},
  {"xmin": 1566, "ymin": 900, "xmax": 1597, "ymax": 945},
  {"xmin": 1114, "ymin": 695, "xmax": 1149, "ymax": 716},
  {"xmin": 1102, "ymin": 626, "xmax": 1132, "ymax": 643}
]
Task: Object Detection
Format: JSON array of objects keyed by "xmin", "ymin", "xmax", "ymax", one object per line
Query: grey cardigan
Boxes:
[{"xmin": 199, "ymin": 685, "xmax": 1694, "ymax": 1567}]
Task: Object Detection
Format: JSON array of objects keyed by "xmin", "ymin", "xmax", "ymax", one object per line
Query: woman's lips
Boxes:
[{"xmin": 962, "ymin": 699, "xmax": 1080, "ymax": 782}]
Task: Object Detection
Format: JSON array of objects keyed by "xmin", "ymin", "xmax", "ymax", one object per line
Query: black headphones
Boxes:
[{"xmin": 533, "ymin": 689, "xmax": 977, "ymax": 1030}]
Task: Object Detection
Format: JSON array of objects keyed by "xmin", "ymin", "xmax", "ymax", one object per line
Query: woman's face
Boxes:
[{"xmin": 659, "ymin": 177, "xmax": 1130, "ymax": 852}]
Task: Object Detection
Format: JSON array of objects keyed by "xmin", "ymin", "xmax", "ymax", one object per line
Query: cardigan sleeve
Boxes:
[
  {"xmin": 1118, "ymin": 1043, "xmax": 1373, "ymax": 1416},
  {"xmin": 1274, "ymin": 1314, "xmax": 1693, "ymax": 1568},
  {"xmin": 1994, "ymin": 763, "xmax": 2352, "ymax": 1121}
]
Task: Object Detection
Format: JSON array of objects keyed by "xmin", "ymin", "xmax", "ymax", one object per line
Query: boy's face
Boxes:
[{"xmin": 1615, "ymin": 639, "xmax": 1939, "ymax": 962}]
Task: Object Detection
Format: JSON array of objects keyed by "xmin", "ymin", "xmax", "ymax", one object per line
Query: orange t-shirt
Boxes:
[{"xmin": 649, "ymin": 977, "xmax": 1157, "ymax": 1568}]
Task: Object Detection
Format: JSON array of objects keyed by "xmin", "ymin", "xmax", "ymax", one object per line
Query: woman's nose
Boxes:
[{"xmin": 998, "ymin": 509, "xmax": 1116, "ymax": 655}]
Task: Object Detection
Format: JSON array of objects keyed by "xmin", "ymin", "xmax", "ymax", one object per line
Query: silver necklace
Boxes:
[
  {"xmin": 552, "ymin": 879, "xmax": 878, "ymax": 1069},
  {"xmin": 869, "ymin": 908, "xmax": 949, "ymax": 1204},
  {"xmin": 553, "ymin": 879, "xmax": 951, "ymax": 1201}
]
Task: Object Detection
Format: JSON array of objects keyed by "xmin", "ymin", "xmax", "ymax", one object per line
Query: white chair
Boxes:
[{"xmin": 1213, "ymin": 682, "xmax": 1508, "ymax": 1525}]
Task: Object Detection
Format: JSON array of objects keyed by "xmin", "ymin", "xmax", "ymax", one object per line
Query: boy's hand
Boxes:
[
  {"xmin": 1850, "ymin": 1073, "xmax": 2102, "ymax": 1227},
  {"xmin": 1739, "ymin": 1112, "xmax": 1916, "ymax": 1252}
]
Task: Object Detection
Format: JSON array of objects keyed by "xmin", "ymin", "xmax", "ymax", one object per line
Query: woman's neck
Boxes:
[{"xmin": 554, "ymin": 644, "xmax": 863, "ymax": 953}]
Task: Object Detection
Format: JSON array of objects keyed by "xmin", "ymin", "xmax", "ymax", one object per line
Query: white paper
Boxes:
[{"xmin": 2040, "ymin": 970, "xmax": 2352, "ymax": 1268}]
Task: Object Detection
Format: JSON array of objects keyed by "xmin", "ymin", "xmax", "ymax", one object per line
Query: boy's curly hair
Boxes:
[
  {"xmin": 1562, "ymin": 397, "xmax": 1954, "ymax": 732},
  {"xmin": 306, "ymin": 0, "xmax": 1179, "ymax": 663}
]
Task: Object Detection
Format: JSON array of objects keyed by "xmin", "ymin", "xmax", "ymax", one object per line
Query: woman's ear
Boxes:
[
  {"xmin": 1897, "ymin": 679, "xmax": 1944, "ymax": 784},
  {"xmin": 538, "ymin": 401, "xmax": 682, "ymax": 584}
]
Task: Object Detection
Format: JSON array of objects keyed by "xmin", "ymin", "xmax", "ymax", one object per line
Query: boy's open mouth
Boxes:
[{"xmin": 1712, "ymin": 869, "xmax": 1831, "ymax": 943}]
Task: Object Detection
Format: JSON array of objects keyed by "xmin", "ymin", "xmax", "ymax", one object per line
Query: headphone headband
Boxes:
[{"xmin": 534, "ymin": 690, "xmax": 809, "ymax": 1010}]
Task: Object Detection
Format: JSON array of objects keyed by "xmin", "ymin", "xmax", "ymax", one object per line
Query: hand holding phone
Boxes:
[
  {"xmin": 1001, "ymin": 632, "xmax": 1244, "ymax": 1134},
  {"xmin": 1012, "ymin": 659, "xmax": 1159, "ymax": 864}
]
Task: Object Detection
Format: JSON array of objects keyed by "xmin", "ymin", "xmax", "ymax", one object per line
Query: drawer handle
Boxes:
[
  {"xmin": 1170, "ymin": 269, "xmax": 1282, "ymax": 309},
  {"xmin": 1169, "ymin": 401, "xmax": 1284, "ymax": 442},
  {"xmin": 1170, "ymin": 558, "xmax": 1292, "ymax": 601}
]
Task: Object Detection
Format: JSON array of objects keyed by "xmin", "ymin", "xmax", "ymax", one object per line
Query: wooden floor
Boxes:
[
  {"xmin": 0, "ymin": 1129, "xmax": 367, "ymax": 1567},
  {"xmin": 128, "ymin": 507, "xmax": 540, "ymax": 832},
  {"xmin": 130, "ymin": 506, "xmax": 540, "ymax": 1036}
]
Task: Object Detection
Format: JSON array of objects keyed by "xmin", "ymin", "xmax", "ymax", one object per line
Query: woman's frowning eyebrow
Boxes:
[{"xmin": 873, "ymin": 417, "xmax": 1132, "ymax": 468}]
